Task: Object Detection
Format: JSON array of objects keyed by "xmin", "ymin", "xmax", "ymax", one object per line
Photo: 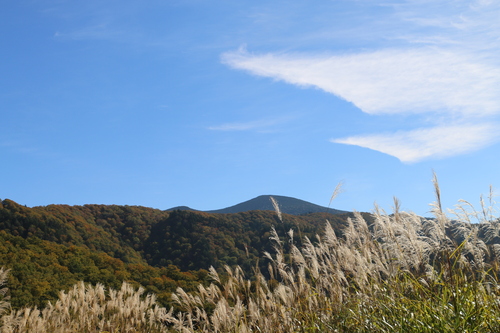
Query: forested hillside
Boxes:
[{"xmin": 0, "ymin": 198, "xmax": 353, "ymax": 309}]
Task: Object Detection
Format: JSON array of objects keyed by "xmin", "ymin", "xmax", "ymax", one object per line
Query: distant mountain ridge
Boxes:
[{"xmin": 168, "ymin": 195, "xmax": 346, "ymax": 215}]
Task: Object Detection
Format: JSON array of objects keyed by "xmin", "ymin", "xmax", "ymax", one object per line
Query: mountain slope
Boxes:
[{"xmin": 0, "ymin": 198, "xmax": 351, "ymax": 309}]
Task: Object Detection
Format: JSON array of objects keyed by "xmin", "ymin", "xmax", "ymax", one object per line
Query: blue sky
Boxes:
[{"xmin": 2, "ymin": 0, "xmax": 500, "ymax": 217}]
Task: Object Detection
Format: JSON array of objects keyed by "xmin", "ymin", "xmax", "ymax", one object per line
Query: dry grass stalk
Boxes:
[
  {"xmin": 1, "ymin": 282, "xmax": 168, "ymax": 333},
  {"xmin": 0, "ymin": 269, "xmax": 10, "ymax": 317},
  {"xmin": 270, "ymin": 196, "xmax": 282, "ymax": 223}
]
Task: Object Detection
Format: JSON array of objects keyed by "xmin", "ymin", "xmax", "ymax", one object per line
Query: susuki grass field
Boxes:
[{"xmin": 2, "ymin": 177, "xmax": 500, "ymax": 332}]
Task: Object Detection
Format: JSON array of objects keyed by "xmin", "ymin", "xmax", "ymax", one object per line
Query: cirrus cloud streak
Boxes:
[
  {"xmin": 222, "ymin": 48, "xmax": 500, "ymax": 117},
  {"xmin": 208, "ymin": 117, "xmax": 291, "ymax": 132},
  {"xmin": 333, "ymin": 123, "xmax": 499, "ymax": 163},
  {"xmin": 221, "ymin": 47, "xmax": 500, "ymax": 162}
]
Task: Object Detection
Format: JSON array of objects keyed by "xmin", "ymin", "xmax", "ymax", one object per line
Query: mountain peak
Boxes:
[{"xmin": 168, "ymin": 195, "xmax": 346, "ymax": 215}]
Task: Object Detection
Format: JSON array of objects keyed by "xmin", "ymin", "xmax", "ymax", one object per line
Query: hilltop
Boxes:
[{"xmin": 168, "ymin": 195, "xmax": 347, "ymax": 215}]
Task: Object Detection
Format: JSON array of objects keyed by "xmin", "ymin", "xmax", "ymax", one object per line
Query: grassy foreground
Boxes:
[{"xmin": 1, "ymin": 181, "xmax": 500, "ymax": 332}]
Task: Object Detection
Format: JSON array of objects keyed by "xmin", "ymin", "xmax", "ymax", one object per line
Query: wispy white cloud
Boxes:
[
  {"xmin": 54, "ymin": 22, "xmax": 127, "ymax": 41},
  {"xmin": 222, "ymin": 48, "xmax": 500, "ymax": 117},
  {"xmin": 208, "ymin": 118, "xmax": 287, "ymax": 132},
  {"xmin": 333, "ymin": 123, "xmax": 500, "ymax": 163},
  {"xmin": 0, "ymin": 140, "xmax": 55, "ymax": 157},
  {"xmin": 221, "ymin": 0, "xmax": 500, "ymax": 162}
]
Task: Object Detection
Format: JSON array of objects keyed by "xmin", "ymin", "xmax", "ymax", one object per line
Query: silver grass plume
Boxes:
[
  {"xmin": 0, "ymin": 268, "xmax": 10, "ymax": 317},
  {"xmin": 270, "ymin": 196, "xmax": 282, "ymax": 222}
]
